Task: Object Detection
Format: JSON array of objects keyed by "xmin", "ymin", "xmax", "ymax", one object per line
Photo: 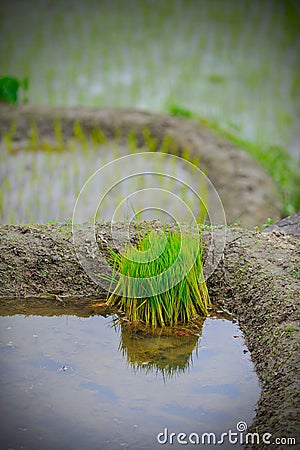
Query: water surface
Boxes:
[
  {"xmin": 0, "ymin": 312, "xmax": 260, "ymax": 449},
  {"xmin": 0, "ymin": 144, "xmax": 209, "ymax": 224}
]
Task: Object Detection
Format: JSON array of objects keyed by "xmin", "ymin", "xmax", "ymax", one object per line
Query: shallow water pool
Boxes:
[
  {"xmin": 0, "ymin": 143, "xmax": 211, "ymax": 225},
  {"xmin": 0, "ymin": 312, "xmax": 260, "ymax": 449}
]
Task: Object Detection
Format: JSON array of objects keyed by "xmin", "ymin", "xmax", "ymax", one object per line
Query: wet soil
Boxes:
[{"xmin": 0, "ymin": 222, "xmax": 299, "ymax": 449}]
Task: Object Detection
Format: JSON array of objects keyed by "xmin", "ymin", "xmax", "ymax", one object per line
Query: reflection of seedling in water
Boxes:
[
  {"xmin": 106, "ymin": 229, "xmax": 210, "ymax": 328},
  {"xmin": 117, "ymin": 319, "xmax": 202, "ymax": 379}
]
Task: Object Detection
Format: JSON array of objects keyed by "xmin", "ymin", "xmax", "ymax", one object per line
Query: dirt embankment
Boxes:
[{"xmin": 0, "ymin": 222, "xmax": 299, "ymax": 449}]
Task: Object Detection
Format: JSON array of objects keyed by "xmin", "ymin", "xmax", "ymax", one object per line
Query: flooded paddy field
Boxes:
[
  {"xmin": 0, "ymin": 0, "xmax": 298, "ymax": 158},
  {"xmin": 0, "ymin": 141, "xmax": 213, "ymax": 225},
  {"xmin": 0, "ymin": 307, "xmax": 260, "ymax": 450}
]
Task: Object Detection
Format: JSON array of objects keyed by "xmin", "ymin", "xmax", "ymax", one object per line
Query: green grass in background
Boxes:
[
  {"xmin": 0, "ymin": 0, "xmax": 299, "ymax": 214},
  {"xmin": 170, "ymin": 104, "xmax": 300, "ymax": 215},
  {"xmin": 197, "ymin": 115, "xmax": 300, "ymax": 216}
]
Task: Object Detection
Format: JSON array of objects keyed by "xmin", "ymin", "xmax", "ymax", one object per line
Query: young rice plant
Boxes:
[{"xmin": 106, "ymin": 229, "xmax": 210, "ymax": 327}]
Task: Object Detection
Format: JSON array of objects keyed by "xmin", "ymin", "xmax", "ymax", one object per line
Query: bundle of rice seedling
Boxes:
[{"xmin": 106, "ymin": 229, "xmax": 210, "ymax": 328}]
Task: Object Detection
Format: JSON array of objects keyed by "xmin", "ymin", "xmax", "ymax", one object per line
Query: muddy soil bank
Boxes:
[
  {"xmin": 0, "ymin": 222, "xmax": 299, "ymax": 449},
  {"xmin": 0, "ymin": 104, "xmax": 281, "ymax": 227}
]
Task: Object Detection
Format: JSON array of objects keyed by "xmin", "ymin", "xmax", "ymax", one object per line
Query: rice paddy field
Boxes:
[
  {"xmin": 1, "ymin": 0, "xmax": 299, "ymax": 153},
  {"xmin": 0, "ymin": 4, "xmax": 298, "ymax": 446},
  {"xmin": 0, "ymin": 141, "xmax": 209, "ymax": 224},
  {"xmin": 0, "ymin": 0, "xmax": 299, "ymax": 221}
]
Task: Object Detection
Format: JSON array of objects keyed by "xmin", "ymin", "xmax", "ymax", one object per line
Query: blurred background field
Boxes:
[{"xmin": 0, "ymin": 0, "xmax": 299, "ymax": 220}]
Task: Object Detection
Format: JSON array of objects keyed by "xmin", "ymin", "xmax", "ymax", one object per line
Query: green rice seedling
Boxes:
[
  {"xmin": 3, "ymin": 122, "xmax": 16, "ymax": 153},
  {"xmin": 113, "ymin": 127, "xmax": 122, "ymax": 145},
  {"xmin": 53, "ymin": 119, "xmax": 64, "ymax": 151},
  {"xmin": 73, "ymin": 121, "xmax": 88, "ymax": 149},
  {"xmin": 40, "ymin": 139, "xmax": 57, "ymax": 152},
  {"xmin": 127, "ymin": 129, "xmax": 138, "ymax": 153},
  {"xmin": 127, "ymin": 199, "xmax": 142, "ymax": 222},
  {"xmin": 27, "ymin": 122, "xmax": 40, "ymax": 151},
  {"xmin": 159, "ymin": 134, "xmax": 176, "ymax": 154},
  {"xmin": 169, "ymin": 138, "xmax": 179, "ymax": 155},
  {"xmin": 142, "ymin": 127, "xmax": 159, "ymax": 152},
  {"xmin": 181, "ymin": 147, "xmax": 192, "ymax": 162},
  {"xmin": 189, "ymin": 154, "xmax": 200, "ymax": 168},
  {"xmin": 90, "ymin": 127, "xmax": 108, "ymax": 147},
  {"xmin": 106, "ymin": 229, "xmax": 210, "ymax": 328}
]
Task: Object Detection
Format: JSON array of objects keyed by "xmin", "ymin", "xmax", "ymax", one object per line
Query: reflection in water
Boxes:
[
  {"xmin": 116, "ymin": 319, "xmax": 204, "ymax": 379},
  {"xmin": 0, "ymin": 306, "xmax": 260, "ymax": 450}
]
